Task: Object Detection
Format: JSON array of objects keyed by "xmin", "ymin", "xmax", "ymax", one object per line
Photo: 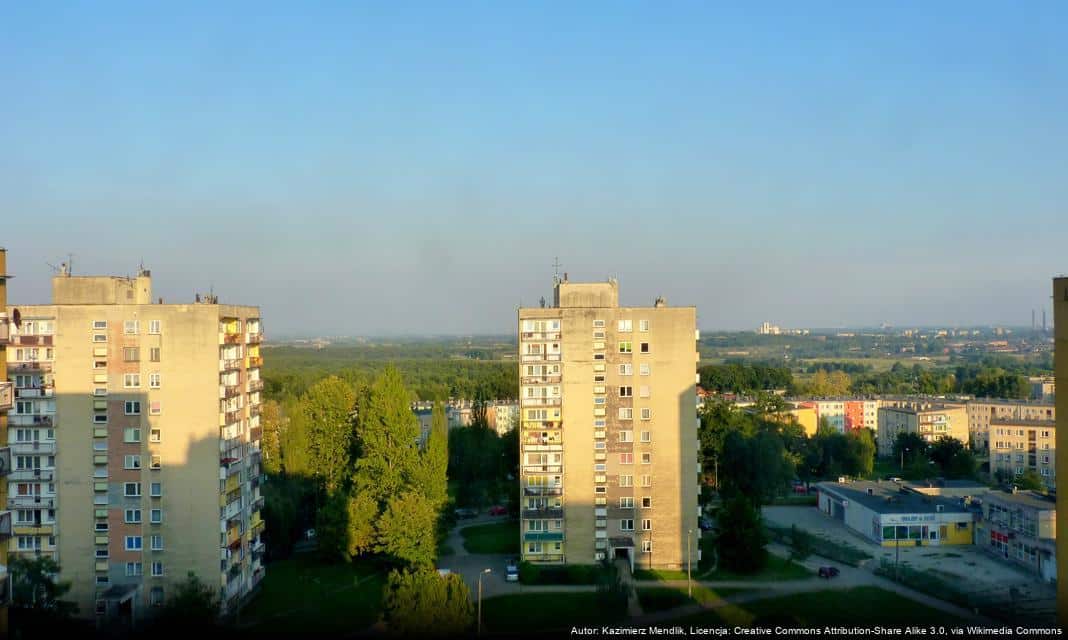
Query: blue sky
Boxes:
[{"xmin": 3, "ymin": 2, "xmax": 1066, "ymax": 335}]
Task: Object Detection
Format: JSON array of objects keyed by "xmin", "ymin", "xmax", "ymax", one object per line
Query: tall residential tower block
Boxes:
[
  {"xmin": 1054, "ymin": 276, "xmax": 1067, "ymax": 621},
  {"xmin": 5, "ymin": 268, "xmax": 264, "ymax": 627},
  {"xmin": 518, "ymin": 278, "xmax": 700, "ymax": 570}
]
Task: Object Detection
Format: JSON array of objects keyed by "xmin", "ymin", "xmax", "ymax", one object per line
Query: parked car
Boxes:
[
  {"xmin": 304, "ymin": 528, "xmax": 317, "ymax": 540},
  {"xmin": 698, "ymin": 516, "xmax": 715, "ymax": 531},
  {"xmin": 818, "ymin": 566, "xmax": 839, "ymax": 579},
  {"xmin": 505, "ymin": 559, "xmax": 519, "ymax": 582},
  {"xmin": 454, "ymin": 507, "xmax": 478, "ymax": 519},
  {"xmin": 488, "ymin": 505, "xmax": 508, "ymax": 516}
]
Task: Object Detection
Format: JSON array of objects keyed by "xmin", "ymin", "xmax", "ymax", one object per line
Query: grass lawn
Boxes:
[
  {"xmin": 239, "ymin": 555, "xmax": 385, "ymax": 635},
  {"xmin": 637, "ymin": 586, "xmax": 750, "ymax": 612},
  {"xmin": 460, "ymin": 520, "xmax": 520, "ymax": 554},
  {"xmin": 635, "ymin": 554, "xmax": 811, "ymax": 583},
  {"xmin": 481, "ymin": 593, "xmax": 625, "ymax": 633},
  {"xmin": 673, "ymin": 586, "xmax": 967, "ymax": 627}
]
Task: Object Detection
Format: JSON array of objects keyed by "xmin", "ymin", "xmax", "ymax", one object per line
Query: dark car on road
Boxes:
[
  {"xmin": 454, "ymin": 507, "xmax": 478, "ymax": 519},
  {"xmin": 488, "ymin": 505, "xmax": 508, "ymax": 516},
  {"xmin": 818, "ymin": 566, "xmax": 839, "ymax": 579}
]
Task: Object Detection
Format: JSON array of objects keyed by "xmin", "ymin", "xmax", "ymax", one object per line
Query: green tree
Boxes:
[
  {"xmin": 151, "ymin": 572, "xmax": 219, "ymax": 630},
  {"xmin": 719, "ymin": 429, "xmax": 794, "ymax": 503},
  {"xmin": 1014, "ymin": 469, "xmax": 1045, "ymax": 492},
  {"xmin": 302, "ymin": 376, "xmax": 357, "ymax": 493},
  {"xmin": 412, "ymin": 401, "xmax": 449, "ymax": 508},
  {"xmin": 260, "ymin": 399, "xmax": 284, "ymax": 475},
  {"xmin": 715, "ymin": 496, "xmax": 768, "ymax": 573},
  {"xmin": 10, "ymin": 556, "xmax": 76, "ymax": 616},
  {"xmin": 279, "ymin": 395, "xmax": 313, "ymax": 477},
  {"xmin": 375, "ymin": 492, "xmax": 439, "ymax": 568},
  {"xmin": 382, "ymin": 569, "xmax": 474, "ymax": 635},
  {"xmin": 354, "ymin": 366, "xmax": 421, "ymax": 501},
  {"xmin": 891, "ymin": 432, "xmax": 929, "ymax": 468}
]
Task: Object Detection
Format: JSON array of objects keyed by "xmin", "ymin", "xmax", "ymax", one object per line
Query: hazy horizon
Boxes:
[{"xmin": 4, "ymin": 3, "xmax": 1065, "ymax": 335}]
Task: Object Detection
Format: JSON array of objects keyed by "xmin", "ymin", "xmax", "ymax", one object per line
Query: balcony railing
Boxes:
[
  {"xmin": 220, "ymin": 384, "xmax": 241, "ymax": 399},
  {"xmin": 14, "ymin": 387, "xmax": 54, "ymax": 399},
  {"xmin": 522, "ymin": 531, "xmax": 565, "ymax": 542},
  {"xmin": 223, "ymin": 409, "xmax": 242, "ymax": 425},
  {"xmin": 247, "ymin": 333, "xmax": 262, "ymax": 345},
  {"xmin": 221, "ymin": 358, "xmax": 243, "ymax": 371},
  {"xmin": 520, "ymin": 332, "xmax": 562, "ymax": 341},
  {"xmin": 0, "ymin": 382, "xmax": 11, "ymax": 412},
  {"xmin": 8, "ymin": 415, "xmax": 54, "ymax": 427},
  {"xmin": 7, "ymin": 496, "xmax": 55, "ymax": 510},
  {"xmin": 522, "ymin": 397, "xmax": 561, "ymax": 407},
  {"xmin": 521, "ymin": 353, "xmax": 562, "ymax": 363},
  {"xmin": 247, "ymin": 379, "xmax": 264, "ymax": 393},
  {"xmin": 0, "ymin": 316, "xmax": 9, "ymax": 345},
  {"xmin": 523, "ymin": 487, "xmax": 563, "ymax": 497},
  {"xmin": 523, "ymin": 464, "xmax": 563, "ymax": 474},
  {"xmin": 9, "ymin": 469, "xmax": 55, "ymax": 482},
  {"xmin": 522, "ymin": 507, "xmax": 564, "ymax": 519},
  {"xmin": 221, "ymin": 333, "xmax": 243, "ymax": 345},
  {"xmin": 247, "ymin": 356, "xmax": 263, "ymax": 368},
  {"xmin": 249, "ymin": 404, "xmax": 262, "ymax": 417},
  {"xmin": 9, "ymin": 441, "xmax": 56, "ymax": 455},
  {"xmin": 8, "ymin": 362, "xmax": 52, "ymax": 373},
  {"xmin": 9, "ymin": 335, "xmax": 53, "ymax": 347},
  {"xmin": 520, "ymin": 376, "xmax": 562, "ymax": 385}
]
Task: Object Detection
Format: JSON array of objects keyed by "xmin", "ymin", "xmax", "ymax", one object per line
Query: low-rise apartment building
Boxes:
[
  {"xmin": 977, "ymin": 489, "xmax": 1056, "ymax": 583},
  {"xmin": 989, "ymin": 418, "xmax": 1056, "ymax": 489},
  {"xmin": 967, "ymin": 399, "xmax": 1054, "ymax": 453},
  {"xmin": 876, "ymin": 403, "xmax": 969, "ymax": 456}
]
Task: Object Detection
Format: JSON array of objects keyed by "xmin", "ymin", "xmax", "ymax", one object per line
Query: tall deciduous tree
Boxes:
[
  {"xmin": 302, "ymin": 376, "xmax": 356, "ymax": 492},
  {"xmin": 354, "ymin": 366, "xmax": 421, "ymax": 501},
  {"xmin": 383, "ymin": 569, "xmax": 473, "ymax": 635},
  {"xmin": 715, "ymin": 496, "xmax": 768, "ymax": 573},
  {"xmin": 260, "ymin": 399, "xmax": 284, "ymax": 475},
  {"xmin": 412, "ymin": 400, "xmax": 449, "ymax": 508},
  {"xmin": 375, "ymin": 492, "xmax": 439, "ymax": 568}
]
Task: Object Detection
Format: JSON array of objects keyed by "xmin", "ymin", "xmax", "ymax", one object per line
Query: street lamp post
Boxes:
[
  {"xmin": 478, "ymin": 568, "xmax": 491, "ymax": 636},
  {"xmin": 687, "ymin": 529, "xmax": 693, "ymax": 598}
]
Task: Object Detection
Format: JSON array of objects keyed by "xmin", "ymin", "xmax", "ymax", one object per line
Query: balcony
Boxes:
[
  {"xmin": 523, "ymin": 464, "xmax": 563, "ymax": 474},
  {"xmin": 247, "ymin": 356, "xmax": 263, "ymax": 368},
  {"xmin": 220, "ymin": 384, "xmax": 241, "ymax": 400},
  {"xmin": 520, "ymin": 375, "xmax": 562, "ymax": 385},
  {"xmin": 8, "ymin": 415, "xmax": 54, "ymax": 427},
  {"xmin": 522, "ymin": 397, "xmax": 561, "ymax": 407},
  {"xmin": 221, "ymin": 358, "xmax": 243, "ymax": 371},
  {"xmin": 0, "ymin": 382, "xmax": 11, "ymax": 411},
  {"xmin": 246, "ymin": 333, "xmax": 262, "ymax": 345},
  {"xmin": 221, "ymin": 333, "xmax": 243, "ymax": 346},
  {"xmin": 8, "ymin": 362, "xmax": 52, "ymax": 373},
  {"xmin": 9, "ymin": 334, "xmax": 53, "ymax": 347},
  {"xmin": 523, "ymin": 531, "xmax": 564, "ymax": 542},
  {"xmin": 249, "ymin": 403, "xmax": 261, "ymax": 417},
  {"xmin": 222, "ymin": 409, "xmax": 242, "ymax": 425},
  {"xmin": 9, "ymin": 441, "xmax": 56, "ymax": 455},
  {"xmin": 249, "ymin": 426, "xmax": 263, "ymax": 442},
  {"xmin": 520, "ymin": 332, "xmax": 562, "ymax": 341},
  {"xmin": 523, "ymin": 486, "xmax": 563, "ymax": 497},
  {"xmin": 14, "ymin": 386, "xmax": 53, "ymax": 399},
  {"xmin": 247, "ymin": 379, "xmax": 264, "ymax": 393},
  {"xmin": 0, "ymin": 511, "xmax": 11, "ymax": 539},
  {"xmin": 7, "ymin": 496, "xmax": 55, "ymax": 510},
  {"xmin": 9, "ymin": 468, "xmax": 55, "ymax": 482},
  {"xmin": 0, "ymin": 315, "xmax": 9, "ymax": 345},
  {"xmin": 522, "ymin": 507, "xmax": 564, "ymax": 519},
  {"xmin": 521, "ymin": 353, "xmax": 562, "ymax": 363}
]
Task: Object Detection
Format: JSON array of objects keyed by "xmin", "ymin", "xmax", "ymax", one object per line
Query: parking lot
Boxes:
[{"xmin": 763, "ymin": 505, "xmax": 1057, "ymax": 621}]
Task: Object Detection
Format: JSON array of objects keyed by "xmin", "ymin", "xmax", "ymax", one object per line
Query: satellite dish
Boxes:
[{"xmin": 12, "ymin": 308, "xmax": 20, "ymax": 328}]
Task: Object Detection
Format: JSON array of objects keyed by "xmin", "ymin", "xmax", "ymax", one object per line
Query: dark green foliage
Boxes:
[
  {"xmin": 929, "ymin": 436, "xmax": 977, "ymax": 479},
  {"xmin": 891, "ymin": 432, "xmax": 929, "ymax": 467},
  {"xmin": 382, "ymin": 569, "xmax": 474, "ymax": 635},
  {"xmin": 788, "ymin": 525, "xmax": 813, "ymax": 561},
  {"xmin": 714, "ymin": 496, "xmax": 768, "ymax": 574},
  {"xmin": 595, "ymin": 561, "xmax": 631, "ymax": 612},
  {"xmin": 302, "ymin": 376, "xmax": 357, "ymax": 493},
  {"xmin": 448, "ymin": 407, "xmax": 516, "ymax": 509},
  {"xmin": 375, "ymin": 492, "xmax": 439, "ymax": 568},
  {"xmin": 698, "ymin": 362, "xmax": 793, "ymax": 394},
  {"xmin": 1013, "ymin": 469, "xmax": 1045, "ymax": 491},
  {"xmin": 800, "ymin": 428, "xmax": 875, "ymax": 481},
  {"xmin": 10, "ymin": 556, "xmax": 77, "ymax": 617},
  {"xmin": 150, "ymin": 572, "xmax": 220, "ymax": 631},
  {"xmin": 354, "ymin": 365, "xmax": 422, "ymax": 501},
  {"xmin": 518, "ymin": 562, "xmax": 603, "ymax": 585}
]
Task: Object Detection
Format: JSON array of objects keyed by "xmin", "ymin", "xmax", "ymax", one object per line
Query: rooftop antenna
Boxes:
[
  {"xmin": 46, "ymin": 253, "xmax": 74, "ymax": 276},
  {"xmin": 552, "ymin": 256, "xmax": 562, "ymax": 285}
]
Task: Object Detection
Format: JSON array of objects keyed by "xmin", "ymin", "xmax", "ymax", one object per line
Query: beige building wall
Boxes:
[
  {"xmin": 519, "ymin": 279, "xmax": 698, "ymax": 570},
  {"xmin": 1054, "ymin": 277, "xmax": 1068, "ymax": 621},
  {"xmin": 7, "ymin": 273, "xmax": 263, "ymax": 623},
  {"xmin": 877, "ymin": 404, "xmax": 968, "ymax": 457},
  {"xmin": 967, "ymin": 400, "xmax": 1054, "ymax": 453},
  {"xmin": 990, "ymin": 419, "xmax": 1056, "ymax": 489}
]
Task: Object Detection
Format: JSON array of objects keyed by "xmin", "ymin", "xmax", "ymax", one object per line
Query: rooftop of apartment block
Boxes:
[
  {"xmin": 985, "ymin": 488, "xmax": 1056, "ymax": 512},
  {"xmin": 989, "ymin": 417, "xmax": 1056, "ymax": 427},
  {"xmin": 520, "ymin": 276, "xmax": 692, "ymax": 311}
]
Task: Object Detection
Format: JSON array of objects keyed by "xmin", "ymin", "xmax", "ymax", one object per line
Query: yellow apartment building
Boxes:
[
  {"xmin": 990, "ymin": 418, "xmax": 1056, "ymax": 489},
  {"xmin": 876, "ymin": 403, "xmax": 969, "ymax": 457},
  {"xmin": 967, "ymin": 399, "xmax": 1054, "ymax": 453},
  {"xmin": 6, "ymin": 266, "xmax": 263, "ymax": 628},
  {"xmin": 518, "ymin": 277, "xmax": 699, "ymax": 570}
]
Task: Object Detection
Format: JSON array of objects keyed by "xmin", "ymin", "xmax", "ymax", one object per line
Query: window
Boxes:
[
  {"xmin": 151, "ymin": 534, "xmax": 164, "ymax": 551},
  {"xmin": 640, "ymin": 475, "xmax": 652, "ymax": 487},
  {"xmin": 642, "ymin": 540, "xmax": 652, "ymax": 553},
  {"xmin": 639, "ymin": 320, "xmax": 650, "ymax": 332},
  {"xmin": 619, "ymin": 386, "xmax": 632, "ymax": 397},
  {"xmin": 123, "ymin": 347, "xmax": 140, "ymax": 362},
  {"xmin": 150, "ymin": 587, "xmax": 164, "ymax": 607},
  {"xmin": 126, "ymin": 562, "xmax": 143, "ymax": 577},
  {"xmin": 149, "ymin": 373, "xmax": 161, "ymax": 389},
  {"xmin": 620, "ymin": 453, "xmax": 634, "ymax": 465},
  {"xmin": 150, "ymin": 401, "xmax": 161, "ymax": 415},
  {"xmin": 93, "ymin": 334, "xmax": 108, "ymax": 343},
  {"xmin": 618, "ymin": 341, "xmax": 632, "ymax": 354},
  {"xmin": 150, "ymin": 509, "xmax": 162, "ymax": 524},
  {"xmin": 151, "ymin": 562, "xmax": 164, "ymax": 577},
  {"xmin": 640, "ymin": 342, "xmax": 650, "ymax": 354},
  {"xmin": 150, "ymin": 428, "xmax": 161, "ymax": 443},
  {"xmin": 618, "ymin": 430, "xmax": 633, "ymax": 443},
  {"xmin": 124, "ymin": 455, "xmax": 141, "ymax": 470},
  {"xmin": 642, "ymin": 518, "xmax": 652, "ymax": 531},
  {"xmin": 620, "ymin": 497, "xmax": 634, "ymax": 509},
  {"xmin": 149, "ymin": 347, "xmax": 161, "ymax": 362},
  {"xmin": 123, "ymin": 373, "xmax": 140, "ymax": 388},
  {"xmin": 641, "ymin": 452, "xmax": 652, "ymax": 464},
  {"xmin": 620, "ymin": 519, "xmax": 634, "ymax": 531},
  {"xmin": 93, "ymin": 320, "xmax": 108, "ymax": 330},
  {"xmin": 95, "ymin": 548, "xmax": 109, "ymax": 558},
  {"xmin": 94, "ymin": 360, "xmax": 107, "ymax": 369},
  {"xmin": 125, "ymin": 536, "xmax": 143, "ymax": 551},
  {"xmin": 124, "ymin": 509, "xmax": 142, "ymax": 523},
  {"xmin": 148, "ymin": 320, "xmax": 161, "ymax": 335},
  {"xmin": 640, "ymin": 431, "xmax": 651, "ymax": 442},
  {"xmin": 619, "ymin": 475, "xmax": 633, "ymax": 487},
  {"xmin": 642, "ymin": 497, "xmax": 652, "ymax": 508},
  {"xmin": 124, "ymin": 401, "xmax": 141, "ymax": 415},
  {"xmin": 94, "ymin": 387, "xmax": 108, "ymax": 396},
  {"xmin": 618, "ymin": 320, "xmax": 632, "ymax": 332},
  {"xmin": 150, "ymin": 455, "xmax": 161, "ymax": 470},
  {"xmin": 94, "ymin": 413, "xmax": 108, "ymax": 424},
  {"xmin": 150, "ymin": 482, "xmax": 162, "ymax": 497},
  {"xmin": 593, "ymin": 319, "xmax": 605, "ymax": 328},
  {"xmin": 124, "ymin": 482, "xmax": 141, "ymax": 497},
  {"xmin": 618, "ymin": 408, "xmax": 633, "ymax": 420},
  {"xmin": 95, "ymin": 522, "xmax": 109, "ymax": 532},
  {"xmin": 639, "ymin": 386, "xmax": 650, "ymax": 398},
  {"xmin": 618, "ymin": 364, "xmax": 632, "ymax": 376},
  {"xmin": 123, "ymin": 320, "xmax": 139, "ymax": 334},
  {"xmin": 641, "ymin": 408, "xmax": 652, "ymax": 420}
]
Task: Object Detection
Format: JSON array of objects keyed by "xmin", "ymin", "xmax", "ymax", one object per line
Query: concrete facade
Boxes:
[
  {"xmin": 876, "ymin": 403, "xmax": 969, "ymax": 457},
  {"xmin": 0, "ymin": 249, "xmax": 13, "ymax": 632},
  {"xmin": 5, "ymin": 271, "xmax": 263, "ymax": 626},
  {"xmin": 518, "ymin": 278, "xmax": 699, "ymax": 570},
  {"xmin": 977, "ymin": 489, "xmax": 1056, "ymax": 583},
  {"xmin": 1054, "ymin": 276, "xmax": 1068, "ymax": 620},
  {"xmin": 989, "ymin": 418, "xmax": 1056, "ymax": 489},
  {"xmin": 816, "ymin": 480, "xmax": 974, "ymax": 546},
  {"xmin": 967, "ymin": 399, "xmax": 1054, "ymax": 452}
]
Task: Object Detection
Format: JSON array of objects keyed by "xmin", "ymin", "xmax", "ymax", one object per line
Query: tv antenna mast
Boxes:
[
  {"xmin": 46, "ymin": 253, "xmax": 74, "ymax": 276},
  {"xmin": 552, "ymin": 256, "xmax": 562, "ymax": 285}
]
